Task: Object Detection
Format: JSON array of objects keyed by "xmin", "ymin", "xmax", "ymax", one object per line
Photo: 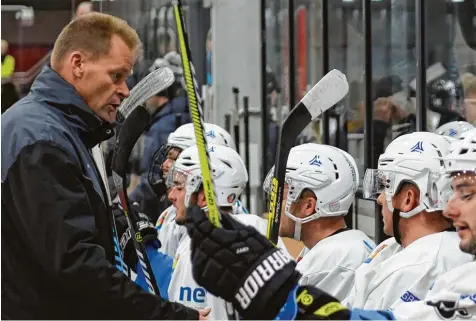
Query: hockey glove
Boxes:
[{"xmin": 185, "ymin": 205, "xmax": 301, "ymax": 320}]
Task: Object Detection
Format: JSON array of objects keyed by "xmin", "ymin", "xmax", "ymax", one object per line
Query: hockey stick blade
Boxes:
[
  {"xmin": 118, "ymin": 67, "xmax": 174, "ymax": 120},
  {"xmin": 266, "ymin": 69, "xmax": 349, "ymax": 243}
]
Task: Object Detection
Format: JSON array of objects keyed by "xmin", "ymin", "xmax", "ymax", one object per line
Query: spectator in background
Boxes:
[
  {"xmin": 371, "ymin": 75, "xmax": 414, "ymax": 167},
  {"xmin": 75, "ymin": 1, "xmax": 93, "ymax": 17},
  {"xmin": 1, "ymin": 39, "xmax": 19, "ymax": 113},
  {"xmin": 462, "ymin": 73, "xmax": 476, "ymax": 124}
]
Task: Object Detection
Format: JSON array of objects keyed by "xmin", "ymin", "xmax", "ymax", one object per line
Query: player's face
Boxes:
[
  {"xmin": 279, "ymin": 184, "xmax": 295, "ymax": 238},
  {"xmin": 162, "ymin": 147, "xmax": 182, "ymax": 177},
  {"xmin": 167, "ymin": 171, "xmax": 189, "ymax": 225},
  {"xmin": 377, "ymin": 191, "xmax": 394, "ymax": 236},
  {"xmin": 444, "ymin": 173, "xmax": 476, "ymax": 255}
]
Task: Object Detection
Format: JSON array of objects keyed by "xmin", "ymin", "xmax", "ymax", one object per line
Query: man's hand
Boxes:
[
  {"xmin": 198, "ymin": 308, "xmax": 211, "ymax": 320},
  {"xmin": 184, "ymin": 205, "xmax": 301, "ymax": 320}
]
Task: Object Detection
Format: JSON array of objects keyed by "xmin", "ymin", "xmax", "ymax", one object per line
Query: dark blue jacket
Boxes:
[{"xmin": 1, "ymin": 66, "xmax": 197, "ymax": 320}]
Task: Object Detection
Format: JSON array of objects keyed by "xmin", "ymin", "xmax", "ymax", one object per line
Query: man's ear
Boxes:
[
  {"xmin": 197, "ymin": 190, "xmax": 207, "ymax": 208},
  {"xmin": 302, "ymin": 196, "xmax": 317, "ymax": 217},
  {"xmin": 69, "ymin": 51, "xmax": 87, "ymax": 78},
  {"xmin": 399, "ymin": 185, "xmax": 420, "ymax": 212}
]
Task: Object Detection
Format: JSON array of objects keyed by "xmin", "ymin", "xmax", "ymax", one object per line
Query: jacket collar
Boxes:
[{"xmin": 30, "ymin": 65, "xmax": 115, "ymax": 147}]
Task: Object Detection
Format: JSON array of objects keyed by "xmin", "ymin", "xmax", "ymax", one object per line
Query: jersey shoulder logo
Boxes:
[
  {"xmin": 173, "ymin": 254, "xmax": 180, "ymax": 270},
  {"xmin": 156, "ymin": 210, "xmax": 169, "ymax": 229},
  {"xmin": 309, "ymin": 155, "xmax": 322, "ymax": 166},
  {"xmin": 410, "ymin": 141, "xmax": 424, "ymax": 153},
  {"xmin": 364, "ymin": 243, "xmax": 388, "ymax": 263}
]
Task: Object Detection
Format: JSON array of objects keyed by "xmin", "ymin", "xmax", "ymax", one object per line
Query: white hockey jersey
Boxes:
[
  {"xmin": 345, "ymin": 231, "xmax": 474, "ymax": 310},
  {"xmin": 167, "ymin": 213, "xmax": 290, "ymax": 320},
  {"xmin": 156, "ymin": 200, "xmax": 249, "ymax": 258},
  {"xmin": 391, "ymin": 261, "xmax": 476, "ymax": 320},
  {"xmin": 156, "ymin": 206, "xmax": 187, "ymax": 258},
  {"xmin": 296, "ymin": 229, "xmax": 376, "ymax": 301}
]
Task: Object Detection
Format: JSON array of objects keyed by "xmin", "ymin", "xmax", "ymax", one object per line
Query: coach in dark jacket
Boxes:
[{"xmin": 1, "ymin": 13, "xmax": 202, "ymax": 320}]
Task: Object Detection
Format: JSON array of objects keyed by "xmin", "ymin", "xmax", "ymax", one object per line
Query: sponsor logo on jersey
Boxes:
[
  {"xmin": 179, "ymin": 286, "xmax": 206, "ymax": 303},
  {"xmin": 364, "ymin": 243, "xmax": 388, "ymax": 263},
  {"xmin": 309, "ymin": 155, "xmax": 322, "ymax": 166},
  {"xmin": 400, "ymin": 290, "xmax": 420, "ymax": 302},
  {"xmin": 235, "ymin": 250, "xmax": 292, "ymax": 309},
  {"xmin": 426, "ymin": 299, "xmax": 472, "ymax": 319},
  {"xmin": 460, "ymin": 294, "xmax": 476, "ymax": 304},
  {"xmin": 410, "ymin": 141, "xmax": 424, "ymax": 153}
]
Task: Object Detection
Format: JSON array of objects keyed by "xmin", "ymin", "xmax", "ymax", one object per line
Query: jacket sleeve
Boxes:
[{"xmin": 4, "ymin": 141, "xmax": 198, "ymax": 320}]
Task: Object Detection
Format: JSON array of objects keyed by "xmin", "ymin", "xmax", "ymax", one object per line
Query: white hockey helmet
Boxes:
[
  {"xmin": 363, "ymin": 131, "xmax": 453, "ymax": 218},
  {"xmin": 444, "ymin": 128, "xmax": 476, "ymax": 175},
  {"xmin": 167, "ymin": 123, "xmax": 236, "ymax": 151},
  {"xmin": 435, "ymin": 121, "xmax": 474, "ymax": 138},
  {"xmin": 166, "ymin": 144, "xmax": 248, "ymax": 208},
  {"xmin": 264, "ymin": 143, "xmax": 359, "ymax": 240}
]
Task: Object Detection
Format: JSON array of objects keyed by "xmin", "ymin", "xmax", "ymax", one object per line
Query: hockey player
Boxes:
[
  {"xmin": 165, "ymin": 144, "xmax": 289, "ymax": 319},
  {"xmin": 179, "ymin": 129, "xmax": 476, "ymax": 320},
  {"xmin": 119, "ymin": 122, "xmax": 244, "ymax": 271},
  {"xmin": 435, "ymin": 120, "xmax": 474, "ymax": 138},
  {"xmin": 151, "ymin": 122, "xmax": 246, "ymax": 258},
  {"xmin": 263, "ymin": 143, "xmax": 375, "ymax": 301},
  {"xmin": 343, "ymin": 131, "xmax": 473, "ymax": 309}
]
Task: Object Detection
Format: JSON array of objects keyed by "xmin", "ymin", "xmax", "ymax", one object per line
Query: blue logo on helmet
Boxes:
[
  {"xmin": 410, "ymin": 141, "xmax": 424, "ymax": 153},
  {"xmin": 208, "ymin": 146, "xmax": 215, "ymax": 152},
  {"xmin": 309, "ymin": 155, "xmax": 322, "ymax": 166},
  {"xmin": 448, "ymin": 128, "xmax": 457, "ymax": 137},
  {"xmin": 206, "ymin": 130, "xmax": 216, "ymax": 138}
]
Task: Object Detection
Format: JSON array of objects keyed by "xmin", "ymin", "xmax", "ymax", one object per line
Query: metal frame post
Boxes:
[
  {"xmin": 321, "ymin": 0, "xmax": 330, "ymax": 144},
  {"xmin": 415, "ymin": 0, "xmax": 427, "ymax": 131}
]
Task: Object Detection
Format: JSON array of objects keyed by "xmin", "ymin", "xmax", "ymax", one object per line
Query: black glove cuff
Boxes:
[{"xmin": 233, "ymin": 248, "xmax": 301, "ymax": 320}]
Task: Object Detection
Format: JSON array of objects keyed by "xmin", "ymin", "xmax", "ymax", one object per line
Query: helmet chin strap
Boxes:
[{"xmin": 287, "ymin": 211, "xmax": 320, "ymax": 242}]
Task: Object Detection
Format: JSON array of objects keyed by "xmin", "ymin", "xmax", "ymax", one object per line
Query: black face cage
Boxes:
[{"xmin": 148, "ymin": 143, "xmax": 170, "ymax": 199}]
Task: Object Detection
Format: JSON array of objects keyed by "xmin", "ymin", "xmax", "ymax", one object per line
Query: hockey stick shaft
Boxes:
[
  {"xmin": 172, "ymin": 0, "xmax": 221, "ymax": 228},
  {"xmin": 266, "ymin": 69, "xmax": 349, "ymax": 243},
  {"xmin": 112, "ymin": 107, "xmax": 160, "ymax": 296}
]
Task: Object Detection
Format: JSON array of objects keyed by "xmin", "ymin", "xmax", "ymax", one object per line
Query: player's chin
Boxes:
[
  {"xmin": 459, "ymin": 234, "xmax": 476, "ymax": 256},
  {"xmin": 175, "ymin": 217, "xmax": 186, "ymax": 226}
]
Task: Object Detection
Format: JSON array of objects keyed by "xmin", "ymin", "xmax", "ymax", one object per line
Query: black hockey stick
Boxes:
[
  {"xmin": 266, "ymin": 69, "xmax": 349, "ymax": 244},
  {"xmin": 112, "ymin": 67, "xmax": 174, "ymax": 296}
]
